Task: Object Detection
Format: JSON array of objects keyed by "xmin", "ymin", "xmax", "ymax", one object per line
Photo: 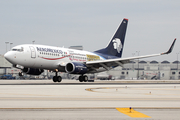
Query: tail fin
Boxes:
[{"xmin": 95, "ymin": 18, "xmax": 128, "ymax": 58}]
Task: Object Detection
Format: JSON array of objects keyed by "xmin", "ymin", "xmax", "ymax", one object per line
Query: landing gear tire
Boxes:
[
  {"xmin": 53, "ymin": 76, "xmax": 57, "ymax": 82},
  {"xmin": 53, "ymin": 76, "xmax": 62, "ymax": 82},
  {"xmin": 79, "ymin": 75, "xmax": 88, "ymax": 82},
  {"xmin": 79, "ymin": 76, "xmax": 83, "ymax": 82},
  {"xmin": 57, "ymin": 76, "xmax": 62, "ymax": 82},
  {"xmin": 83, "ymin": 75, "xmax": 88, "ymax": 82}
]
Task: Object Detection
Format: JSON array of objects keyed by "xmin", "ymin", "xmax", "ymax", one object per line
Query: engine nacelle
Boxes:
[
  {"xmin": 65, "ymin": 62, "xmax": 87, "ymax": 74},
  {"xmin": 22, "ymin": 68, "xmax": 44, "ymax": 75}
]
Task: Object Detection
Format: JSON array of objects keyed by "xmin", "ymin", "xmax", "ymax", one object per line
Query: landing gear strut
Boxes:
[
  {"xmin": 53, "ymin": 72, "xmax": 62, "ymax": 82},
  {"xmin": 79, "ymin": 75, "xmax": 88, "ymax": 82}
]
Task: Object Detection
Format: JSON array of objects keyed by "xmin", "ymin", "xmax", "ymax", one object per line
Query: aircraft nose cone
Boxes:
[
  {"xmin": 4, "ymin": 51, "xmax": 13, "ymax": 63},
  {"xmin": 4, "ymin": 52, "xmax": 9, "ymax": 59}
]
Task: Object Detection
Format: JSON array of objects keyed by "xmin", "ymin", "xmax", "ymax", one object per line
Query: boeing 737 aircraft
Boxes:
[{"xmin": 4, "ymin": 18, "xmax": 176, "ymax": 82}]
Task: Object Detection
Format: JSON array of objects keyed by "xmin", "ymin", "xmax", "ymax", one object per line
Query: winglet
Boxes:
[{"xmin": 161, "ymin": 38, "xmax": 176, "ymax": 55}]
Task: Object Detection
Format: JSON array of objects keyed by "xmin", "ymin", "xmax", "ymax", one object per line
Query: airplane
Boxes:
[{"xmin": 4, "ymin": 18, "xmax": 176, "ymax": 82}]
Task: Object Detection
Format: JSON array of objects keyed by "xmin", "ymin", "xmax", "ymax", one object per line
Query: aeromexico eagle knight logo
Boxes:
[{"xmin": 112, "ymin": 38, "xmax": 123, "ymax": 53}]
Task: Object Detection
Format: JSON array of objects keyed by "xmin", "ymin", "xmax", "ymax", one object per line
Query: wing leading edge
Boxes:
[{"xmin": 86, "ymin": 38, "xmax": 176, "ymax": 72}]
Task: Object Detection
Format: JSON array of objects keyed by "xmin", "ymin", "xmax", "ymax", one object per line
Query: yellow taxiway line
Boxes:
[{"xmin": 116, "ymin": 108, "xmax": 151, "ymax": 118}]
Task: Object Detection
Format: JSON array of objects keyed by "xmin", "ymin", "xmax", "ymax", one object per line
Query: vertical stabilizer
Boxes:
[{"xmin": 95, "ymin": 18, "xmax": 128, "ymax": 58}]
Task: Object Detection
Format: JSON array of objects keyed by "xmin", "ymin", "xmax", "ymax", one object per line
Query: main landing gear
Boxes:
[
  {"xmin": 52, "ymin": 72, "xmax": 88, "ymax": 83},
  {"xmin": 79, "ymin": 75, "xmax": 88, "ymax": 82},
  {"xmin": 53, "ymin": 72, "xmax": 62, "ymax": 82}
]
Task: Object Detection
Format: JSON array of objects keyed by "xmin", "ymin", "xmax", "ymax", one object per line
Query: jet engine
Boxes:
[
  {"xmin": 22, "ymin": 68, "xmax": 44, "ymax": 75},
  {"xmin": 65, "ymin": 62, "xmax": 87, "ymax": 74}
]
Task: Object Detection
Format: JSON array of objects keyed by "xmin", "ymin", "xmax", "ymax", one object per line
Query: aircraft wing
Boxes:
[{"xmin": 86, "ymin": 38, "xmax": 176, "ymax": 70}]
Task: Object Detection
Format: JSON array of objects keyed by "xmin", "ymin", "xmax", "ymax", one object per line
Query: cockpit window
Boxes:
[
  {"xmin": 12, "ymin": 47, "xmax": 24, "ymax": 52},
  {"xmin": 12, "ymin": 49, "xmax": 18, "ymax": 51}
]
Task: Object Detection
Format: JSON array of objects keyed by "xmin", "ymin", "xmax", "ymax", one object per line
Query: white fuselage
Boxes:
[{"xmin": 5, "ymin": 44, "xmax": 105, "ymax": 71}]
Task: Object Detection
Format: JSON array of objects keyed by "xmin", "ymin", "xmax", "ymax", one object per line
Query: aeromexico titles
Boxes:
[{"xmin": 4, "ymin": 18, "xmax": 176, "ymax": 82}]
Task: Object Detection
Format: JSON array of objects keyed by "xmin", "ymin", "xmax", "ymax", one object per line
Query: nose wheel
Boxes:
[
  {"xmin": 79, "ymin": 75, "xmax": 88, "ymax": 82},
  {"xmin": 18, "ymin": 72, "xmax": 23, "ymax": 76}
]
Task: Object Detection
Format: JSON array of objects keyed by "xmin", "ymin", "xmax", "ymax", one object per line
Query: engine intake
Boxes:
[
  {"xmin": 65, "ymin": 62, "xmax": 87, "ymax": 74},
  {"xmin": 22, "ymin": 68, "xmax": 44, "ymax": 75}
]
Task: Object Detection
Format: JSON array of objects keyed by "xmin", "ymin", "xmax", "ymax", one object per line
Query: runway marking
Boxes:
[
  {"xmin": 85, "ymin": 88, "xmax": 95, "ymax": 92},
  {"xmin": 116, "ymin": 108, "xmax": 151, "ymax": 118},
  {"xmin": 85, "ymin": 87, "xmax": 180, "ymax": 96},
  {"xmin": 85, "ymin": 87, "xmax": 125, "ymax": 92}
]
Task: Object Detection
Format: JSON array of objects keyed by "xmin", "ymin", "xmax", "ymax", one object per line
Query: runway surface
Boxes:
[
  {"xmin": 0, "ymin": 79, "xmax": 180, "ymax": 120},
  {"xmin": 0, "ymin": 108, "xmax": 180, "ymax": 120}
]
